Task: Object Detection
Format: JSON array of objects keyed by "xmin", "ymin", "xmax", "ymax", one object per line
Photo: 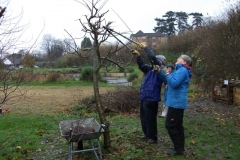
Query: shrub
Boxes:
[
  {"xmin": 80, "ymin": 66, "xmax": 93, "ymax": 81},
  {"xmin": 127, "ymin": 73, "xmax": 138, "ymax": 82},
  {"xmin": 126, "ymin": 67, "xmax": 134, "ymax": 73},
  {"xmin": 103, "ymin": 86, "xmax": 140, "ymax": 113},
  {"xmin": 46, "ymin": 73, "xmax": 60, "ymax": 82},
  {"xmin": 80, "ymin": 86, "xmax": 140, "ymax": 114},
  {"xmin": 118, "ymin": 67, "xmax": 125, "ymax": 73},
  {"xmin": 80, "ymin": 66, "xmax": 103, "ymax": 82}
]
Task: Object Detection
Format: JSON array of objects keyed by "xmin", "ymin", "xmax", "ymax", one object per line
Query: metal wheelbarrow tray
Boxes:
[
  {"xmin": 59, "ymin": 117, "xmax": 104, "ymax": 160},
  {"xmin": 59, "ymin": 117, "xmax": 104, "ymax": 142}
]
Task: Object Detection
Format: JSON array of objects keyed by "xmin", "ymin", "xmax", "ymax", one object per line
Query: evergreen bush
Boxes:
[{"xmin": 127, "ymin": 73, "xmax": 138, "ymax": 82}]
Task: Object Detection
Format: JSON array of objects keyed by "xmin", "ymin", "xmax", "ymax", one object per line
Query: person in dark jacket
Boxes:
[
  {"xmin": 157, "ymin": 55, "xmax": 192, "ymax": 155},
  {"xmin": 159, "ymin": 64, "xmax": 175, "ymax": 118},
  {"xmin": 131, "ymin": 43, "xmax": 166, "ymax": 144}
]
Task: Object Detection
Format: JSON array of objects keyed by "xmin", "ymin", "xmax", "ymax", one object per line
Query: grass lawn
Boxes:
[
  {"xmin": 0, "ymin": 72, "xmax": 240, "ymax": 159},
  {"xmin": 1, "ymin": 100, "xmax": 240, "ymax": 160}
]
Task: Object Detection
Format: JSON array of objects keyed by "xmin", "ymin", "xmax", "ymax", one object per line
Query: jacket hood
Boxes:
[{"xmin": 176, "ymin": 64, "xmax": 192, "ymax": 79}]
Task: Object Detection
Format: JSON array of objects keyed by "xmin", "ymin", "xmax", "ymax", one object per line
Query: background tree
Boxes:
[
  {"xmin": 153, "ymin": 18, "xmax": 168, "ymax": 34},
  {"xmin": 154, "ymin": 11, "xmax": 177, "ymax": 36},
  {"xmin": 81, "ymin": 37, "xmax": 92, "ymax": 48},
  {"xmin": 162, "ymin": 11, "xmax": 177, "ymax": 36},
  {"xmin": 56, "ymin": 53, "xmax": 82, "ymax": 68},
  {"xmin": 154, "ymin": 11, "xmax": 203, "ymax": 35},
  {"xmin": 175, "ymin": 11, "xmax": 189, "ymax": 33},
  {"xmin": 22, "ymin": 53, "xmax": 35, "ymax": 68},
  {"xmin": 63, "ymin": 38, "xmax": 75, "ymax": 54},
  {"xmin": 189, "ymin": 12, "xmax": 203, "ymax": 28},
  {"xmin": 40, "ymin": 34, "xmax": 65, "ymax": 62}
]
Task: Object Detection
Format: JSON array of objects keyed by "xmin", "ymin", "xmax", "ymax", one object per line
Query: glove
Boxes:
[
  {"xmin": 152, "ymin": 65, "xmax": 167, "ymax": 74},
  {"xmin": 138, "ymin": 43, "xmax": 147, "ymax": 49},
  {"xmin": 131, "ymin": 50, "xmax": 140, "ymax": 56},
  {"xmin": 152, "ymin": 65, "xmax": 160, "ymax": 72},
  {"xmin": 160, "ymin": 65, "xmax": 168, "ymax": 74}
]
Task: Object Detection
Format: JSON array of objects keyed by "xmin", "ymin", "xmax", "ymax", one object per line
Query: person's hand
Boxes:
[
  {"xmin": 138, "ymin": 43, "xmax": 147, "ymax": 49},
  {"xmin": 160, "ymin": 65, "xmax": 168, "ymax": 74},
  {"xmin": 131, "ymin": 50, "xmax": 140, "ymax": 56},
  {"xmin": 152, "ymin": 65, "xmax": 167, "ymax": 74},
  {"xmin": 152, "ymin": 65, "xmax": 160, "ymax": 72}
]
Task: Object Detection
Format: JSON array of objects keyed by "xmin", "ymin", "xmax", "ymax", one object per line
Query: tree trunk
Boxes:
[{"xmin": 92, "ymin": 43, "xmax": 111, "ymax": 149}]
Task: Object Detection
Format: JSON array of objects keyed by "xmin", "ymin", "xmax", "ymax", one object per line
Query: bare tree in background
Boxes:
[
  {"xmin": 41, "ymin": 34, "xmax": 65, "ymax": 61},
  {"xmin": 0, "ymin": 1, "xmax": 41, "ymax": 106},
  {"xmin": 66, "ymin": 0, "xmax": 133, "ymax": 150}
]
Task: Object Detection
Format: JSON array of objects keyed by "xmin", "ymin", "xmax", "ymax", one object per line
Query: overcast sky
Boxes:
[{"xmin": 7, "ymin": 0, "xmax": 237, "ymax": 51}]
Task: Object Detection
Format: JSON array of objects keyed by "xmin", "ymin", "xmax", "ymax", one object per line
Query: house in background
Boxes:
[
  {"xmin": 3, "ymin": 58, "xmax": 14, "ymax": 70},
  {"xmin": 130, "ymin": 30, "xmax": 167, "ymax": 49},
  {"xmin": 5, "ymin": 54, "xmax": 22, "ymax": 68},
  {"xmin": 0, "ymin": 53, "xmax": 23, "ymax": 69}
]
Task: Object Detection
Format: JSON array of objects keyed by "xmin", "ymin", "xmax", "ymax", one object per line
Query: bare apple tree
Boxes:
[{"xmin": 66, "ymin": 0, "xmax": 134, "ymax": 149}]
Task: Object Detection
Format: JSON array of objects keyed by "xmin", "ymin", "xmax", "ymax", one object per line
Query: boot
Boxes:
[
  {"xmin": 166, "ymin": 148, "xmax": 183, "ymax": 155},
  {"xmin": 167, "ymin": 134, "xmax": 184, "ymax": 155}
]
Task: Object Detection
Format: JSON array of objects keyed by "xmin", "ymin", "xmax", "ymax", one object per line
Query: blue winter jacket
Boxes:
[
  {"xmin": 164, "ymin": 64, "xmax": 192, "ymax": 109},
  {"xmin": 136, "ymin": 49, "xmax": 166, "ymax": 102}
]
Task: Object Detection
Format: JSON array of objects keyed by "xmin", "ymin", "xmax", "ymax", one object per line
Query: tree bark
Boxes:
[{"xmin": 92, "ymin": 43, "xmax": 111, "ymax": 149}]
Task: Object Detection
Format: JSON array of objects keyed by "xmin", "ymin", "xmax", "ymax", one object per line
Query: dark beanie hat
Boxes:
[{"xmin": 167, "ymin": 64, "xmax": 175, "ymax": 70}]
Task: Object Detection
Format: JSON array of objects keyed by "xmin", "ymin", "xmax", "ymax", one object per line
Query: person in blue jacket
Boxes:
[
  {"xmin": 159, "ymin": 55, "xmax": 192, "ymax": 155},
  {"xmin": 131, "ymin": 43, "xmax": 166, "ymax": 144}
]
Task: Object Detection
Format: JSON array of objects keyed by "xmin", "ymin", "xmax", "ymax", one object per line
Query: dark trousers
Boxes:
[
  {"xmin": 140, "ymin": 100, "xmax": 158, "ymax": 140},
  {"xmin": 165, "ymin": 107, "xmax": 185, "ymax": 152}
]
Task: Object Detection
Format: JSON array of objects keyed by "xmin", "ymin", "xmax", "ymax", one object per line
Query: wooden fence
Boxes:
[{"xmin": 212, "ymin": 76, "xmax": 240, "ymax": 105}]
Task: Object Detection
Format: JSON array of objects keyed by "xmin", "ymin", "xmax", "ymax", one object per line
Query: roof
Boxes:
[
  {"xmin": 6, "ymin": 54, "xmax": 22, "ymax": 65},
  {"xmin": 3, "ymin": 58, "xmax": 13, "ymax": 65},
  {"xmin": 130, "ymin": 30, "xmax": 167, "ymax": 38}
]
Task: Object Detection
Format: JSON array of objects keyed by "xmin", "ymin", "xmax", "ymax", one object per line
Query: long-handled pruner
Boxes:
[
  {"xmin": 104, "ymin": 26, "xmax": 139, "ymax": 51},
  {"xmin": 104, "ymin": 26, "xmax": 139, "ymax": 45},
  {"xmin": 104, "ymin": 26, "xmax": 154, "ymax": 66},
  {"xmin": 104, "ymin": 27, "xmax": 153, "ymax": 63}
]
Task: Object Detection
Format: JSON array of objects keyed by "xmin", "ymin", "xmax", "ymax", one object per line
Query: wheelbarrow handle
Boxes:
[
  {"xmin": 69, "ymin": 128, "xmax": 73, "ymax": 139},
  {"xmin": 98, "ymin": 124, "xmax": 106, "ymax": 133}
]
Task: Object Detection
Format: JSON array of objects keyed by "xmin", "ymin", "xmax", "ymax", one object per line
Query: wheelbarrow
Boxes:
[{"xmin": 59, "ymin": 117, "xmax": 105, "ymax": 160}]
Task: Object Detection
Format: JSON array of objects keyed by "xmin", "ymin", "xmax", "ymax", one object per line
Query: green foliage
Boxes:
[
  {"xmin": 80, "ymin": 66, "xmax": 103, "ymax": 82},
  {"xmin": 126, "ymin": 66, "xmax": 134, "ymax": 73},
  {"xmin": 81, "ymin": 37, "xmax": 92, "ymax": 48},
  {"xmin": 0, "ymin": 113, "xmax": 71, "ymax": 160},
  {"xmin": 80, "ymin": 66, "xmax": 93, "ymax": 81},
  {"xmin": 154, "ymin": 11, "xmax": 177, "ymax": 36},
  {"xmin": 127, "ymin": 72, "xmax": 138, "ymax": 82},
  {"xmin": 188, "ymin": 12, "xmax": 203, "ymax": 28},
  {"xmin": 55, "ymin": 54, "xmax": 81, "ymax": 68},
  {"xmin": 154, "ymin": 11, "xmax": 203, "ymax": 36},
  {"xmin": 24, "ymin": 80, "xmax": 111, "ymax": 87},
  {"xmin": 118, "ymin": 67, "xmax": 124, "ymax": 73},
  {"xmin": 158, "ymin": 1, "xmax": 240, "ymax": 92},
  {"xmin": 160, "ymin": 52, "xmax": 181, "ymax": 64}
]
